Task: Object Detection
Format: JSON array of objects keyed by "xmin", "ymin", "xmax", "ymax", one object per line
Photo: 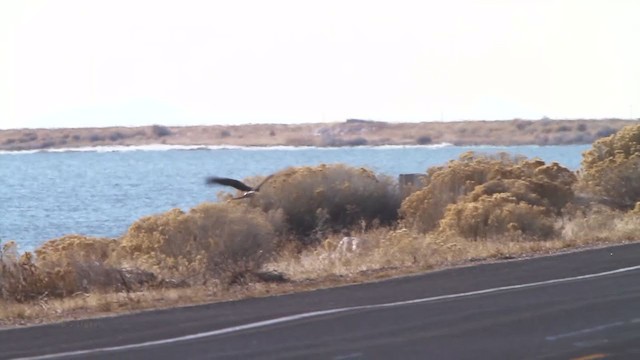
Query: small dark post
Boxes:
[{"xmin": 399, "ymin": 173, "xmax": 427, "ymax": 197}]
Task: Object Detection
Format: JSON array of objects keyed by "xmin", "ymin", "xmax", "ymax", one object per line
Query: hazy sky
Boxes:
[{"xmin": 1, "ymin": 0, "xmax": 639, "ymax": 129}]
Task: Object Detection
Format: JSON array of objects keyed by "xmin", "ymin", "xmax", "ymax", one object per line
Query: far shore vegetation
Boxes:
[
  {"xmin": 1, "ymin": 122, "xmax": 640, "ymax": 327},
  {"xmin": 0, "ymin": 118, "xmax": 637, "ymax": 151}
]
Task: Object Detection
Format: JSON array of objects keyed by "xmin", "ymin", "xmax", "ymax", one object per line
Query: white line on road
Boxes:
[
  {"xmin": 14, "ymin": 264, "xmax": 640, "ymax": 360},
  {"xmin": 545, "ymin": 321, "xmax": 626, "ymax": 341},
  {"xmin": 332, "ymin": 352, "xmax": 364, "ymax": 360}
]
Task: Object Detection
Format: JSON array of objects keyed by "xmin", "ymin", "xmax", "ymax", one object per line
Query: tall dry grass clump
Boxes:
[
  {"xmin": 119, "ymin": 203, "xmax": 277, "ymax": 284},
  {"xmin": 246, "ymin": 164, "xmax": 401, "ymax": 243},
  {"xmin": 578, "ymin": 123, "xmax": 640, "ymax": 210},
  {"xmin": 400, "ymin": 152, "xmax": 576, "ymax": 240},
  {"xmin": 562, "ymin": 205, "xmax": 640, "ymax": 243},
  {"xmin": 1, "ymin": 240, "xmax": 43, "ymax": 302}
]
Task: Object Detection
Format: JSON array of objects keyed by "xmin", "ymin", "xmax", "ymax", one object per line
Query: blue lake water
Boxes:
[{"xmin": 0, "ymin": 144, "xmax": 589, "ymax": 251}]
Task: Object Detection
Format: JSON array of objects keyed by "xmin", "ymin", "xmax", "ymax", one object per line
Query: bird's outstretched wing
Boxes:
[
  {"xmin": 206, "ymin": 177, "xmax": 253, "ymax": 192},
  {"xmin": 253, "ymin": 174, "xmax": 274, "ymax": 191}
]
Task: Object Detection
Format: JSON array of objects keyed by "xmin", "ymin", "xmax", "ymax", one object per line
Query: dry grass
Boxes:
[
  {"xmin": 268, "ymin": 208, "xmax": 640, "ymax": 283},
  {"xmin": 0, "ymin": 285, "xmax": 218, "ymax": 327}
]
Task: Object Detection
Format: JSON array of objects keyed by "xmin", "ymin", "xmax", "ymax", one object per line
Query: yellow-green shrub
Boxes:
[
  {"xmin": 2, "ymin": 236, "xmax": 119, "ymax": 302},
  {"xmin": 120, "ymin": 203, "xmax": 277, "ymax": 283},
  {"xmin": 579, "ymin": 124, "xmax": 640, "ymax": 210},
  {"xmin": 246, "ymin": 164, "xmax": 401, "ymax": 243},
  {"xmin": 34, "ymin": 235, "xmax": 121, "ymax": 295},
  {"xmin": 400, "ymin": 152, "xmax": 576, "ymax": 237},
  {"xmin": 400, "ymin": 152, "xmax": 521, "ymax": 233},
  {"xmin": 440, "ymin": 193, "xmax": 556, "ymax": 240},
  {"xmin": 35, "ymin": 234, "xmax": 117, "ymax": 266}
]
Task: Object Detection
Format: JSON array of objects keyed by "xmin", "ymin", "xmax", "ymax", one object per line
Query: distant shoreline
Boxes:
[
  {"xmin": 1, "ymin": 119, "xmax": 637, "ymax": 151},
  {"xmin": 0, "ymin": 142, "xmax": 458, "ymax": 154},
  {"xmin": 0, "ymin": 142, "xmax": 596, "ymax": 156}
]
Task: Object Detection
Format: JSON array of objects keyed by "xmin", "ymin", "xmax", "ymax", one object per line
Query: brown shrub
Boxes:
[
  {"xmin": 120, "ymin": 203, "xmax": 277, "ymax": 283},
  {"xmin": 150, "ymin": 125, "xmax": 172, "ymax": 137},
  {"xmin": 579, "ymin": 124, "xmax": 640, "ymax": 210},
  {"xmin": 35, "ymin": 235, "xmax": 127, "ymax": 293},
  {"xmin": 400, "ymin": 152, "xmax": 576, "ymax": 238},
  {"xmin": 1, "ymin": 241, "xmax": 36, "ymax": 301},
  {"xmin": 246, "ymin": 164, "xmax": 401, "ymax": 244},
  {"xmin": 400, "ymin": 152, "xmax": 526, "ymax": 233},
  {"xmin": 416, "ymin": 135, "xmax": 432, "ymax": 145},
  {"xmin": 88, "ymin": 133, "xmax": 106, "ymax": 142},
  {"xmin": 35, "ymin": 234, "xmax": 117, "ymax": 265},
  {"xmin": 1, "ymin": 236, "xmax": 123, "ymax": 302},
  {"xmin": 439, "ymin": 193, "xmax": 556, "ymax": 241},
  {"xmin": 109, "ymin": 131, "xmax": 126, "ymax": 141}
]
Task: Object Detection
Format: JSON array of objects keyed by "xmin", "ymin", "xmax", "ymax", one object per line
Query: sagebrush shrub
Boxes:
[
  {"xmin": 1, "ymin": 237, "xmax": 119, "ymax": 302},
  {"xmin": 246, "ymin": 164, "xmax": 401, "ymax": 243},
  {"xmin": 579, "ymin": 124, "xmax": 640, "ymax": 210},
  {"xmin": 400, "ymin": 152, "xmax": 575, "ymax": 238},
  {"xmin": 35, "ymin": 235, "xmax": 122, "ymax": 294},
  {"xmin": 120, "ymin": 203, "xmax": 277, "ymax": 282},
  {"xmin": 400, "ymin": 152, "xmax": 523, "ymax": 232},
  {"xmin": 440, "ymin": 193, "xmax": 556, "ymax": 240},
  {"xmin": 35, "ymin": 234, "xmax": 117, "ymax": 266}
]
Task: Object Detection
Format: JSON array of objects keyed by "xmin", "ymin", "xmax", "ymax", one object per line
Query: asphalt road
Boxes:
[{"xmin": 2, "ymin": 243, "xmax": 640, "ymax": 360}]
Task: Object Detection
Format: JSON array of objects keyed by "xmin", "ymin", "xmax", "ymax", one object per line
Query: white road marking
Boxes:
[
  {"xmin": 546, "ymin": 321, "xmax": 625, "ymax": 341},
  {"xmin": 572, "ymin": 339, "xmax": 610, "ymax": 348},
  {"xmin": 15, "ymin": 264, "xmax": 640, "ymax": 360},
  {"xmin": 332, "ymin": 352, "xmax": 364, "ymax": 360}
]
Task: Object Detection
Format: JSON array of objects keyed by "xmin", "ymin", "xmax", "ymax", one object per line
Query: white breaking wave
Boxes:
[{"xmin": 0, "ymin": 143, "xmax": 453, "ymax": 154}]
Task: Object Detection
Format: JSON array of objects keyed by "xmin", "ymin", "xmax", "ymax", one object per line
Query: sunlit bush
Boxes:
[
  {"xmin": 246, "ymin": 164, "xmax": 401, "ymax": 243},
  {"xmin": 400, "ymin": 152, "xmax": 576, "ymax": 238},
  {"xmin": 35, "ymin": 234, "xmax": 117, "ymax": 266},
  {"xmin": 120, "ymin": 203, "xmax": 277, "ymax": 283},
  {"xmin": 1, "ymin": 236, "xmax": 123, "ymax": 302},
  {"xmin": 439, "ymin": 193, "xmax": 556, "ymax": 240},
  {"xmin": 35, "ymin": 235, "xmax": 122, "ymax": 294},
  {"xmin": 579, "ymin": 124, "xmax": 640, "ymax": 210},
  {"xmin": 400, "ymin": 152, "xmax": 524, "ymax": 233}
]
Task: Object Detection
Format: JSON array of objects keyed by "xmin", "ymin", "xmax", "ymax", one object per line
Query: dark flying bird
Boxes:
[{"xmin": 206, "ymin": 175, "xmax": 273, "ymax": 200}]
